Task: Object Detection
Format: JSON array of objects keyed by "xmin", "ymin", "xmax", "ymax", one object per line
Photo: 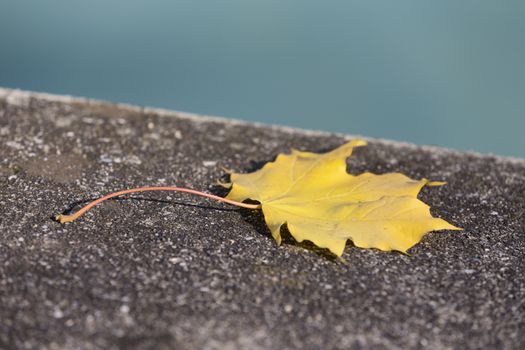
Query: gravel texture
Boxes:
[{"xmin": 1, "ymin": 87, "xmax": 524, "ymax": 350}]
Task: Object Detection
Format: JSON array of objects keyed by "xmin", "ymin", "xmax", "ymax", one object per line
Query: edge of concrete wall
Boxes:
[{"xmin": 2, "ymin": 87, "xmax": 523, "ymax": 165}]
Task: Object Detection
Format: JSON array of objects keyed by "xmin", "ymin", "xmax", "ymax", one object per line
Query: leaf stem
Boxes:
[{"xmin": 55, "ymin": 186, "xmax": 261, "ymax": 224}]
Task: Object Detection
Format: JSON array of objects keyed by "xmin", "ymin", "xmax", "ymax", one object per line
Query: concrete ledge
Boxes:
[
  {"xmin": 1, "ymin": 87, "xmax": 524, "ymax": 349},
  {"xmin": 3, "ymin": 87, "xmax": 524, "ymax": 164}
]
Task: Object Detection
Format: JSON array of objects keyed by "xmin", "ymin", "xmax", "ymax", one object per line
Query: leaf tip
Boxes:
[
  {"xmin": 399, "ymin": 249, "xmax": 413, "ymax": 257},
  {"xmin": 336, "ymin": 256, "xmax": 348, "ymax": 264},
  {"xmin": 216, "ymin": 180, "xmax": 232, "ymax": 188},
  {"xmin": 426, "ymin": 180, "xmax": 447, "ymax": 187},
  {"xmin": 221, "ymin": 166, "xmax": 234, "ymax": 174},
  {"xmin": 272, "ymin": 231, "xmax": 282, "ymax": 246},
  {"xmin": 351, "ymin": 139, "xmax": 368, "ymax": 147},
  {"xmin": 435, "ymin": 218, "xmax": 463, "ymax": 231}
]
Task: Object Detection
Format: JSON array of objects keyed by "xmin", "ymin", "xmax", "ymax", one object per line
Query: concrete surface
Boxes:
[{"xmin": 0, "ymin": 87, "xmax": 524, "ymax": 349}]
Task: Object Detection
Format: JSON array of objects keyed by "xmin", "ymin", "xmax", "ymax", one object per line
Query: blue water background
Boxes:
[{"xmin": 1, "ymin": 1, "xmax": 524, "ymax": 157}]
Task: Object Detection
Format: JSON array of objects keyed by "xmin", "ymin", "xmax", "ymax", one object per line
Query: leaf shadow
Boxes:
[
  {"xmin": 246, "ymin": 159, "xmax": 272, "ymax": 172},
  {"xmin": 236, "ymin": 207, "xmax": 340, "ymax": 262},
  {"xmin": 54, "ymin": 194, "xmax": 238, "ymax": 220}
]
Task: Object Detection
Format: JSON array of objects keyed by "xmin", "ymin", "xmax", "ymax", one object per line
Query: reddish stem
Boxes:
[{"xmin": 56, "ymin": 186, "xmax": 260, "ymax": 224}]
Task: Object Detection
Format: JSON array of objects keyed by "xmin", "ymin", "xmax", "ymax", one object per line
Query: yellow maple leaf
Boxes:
[{"xmin": 226, "ymin": 140, "xmax": 461, "ymax": 256}]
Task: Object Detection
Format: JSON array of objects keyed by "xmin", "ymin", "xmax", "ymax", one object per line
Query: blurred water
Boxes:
[{"xmin": 1, "ymin": 1, "xmax": 524, "ymax": 157}]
